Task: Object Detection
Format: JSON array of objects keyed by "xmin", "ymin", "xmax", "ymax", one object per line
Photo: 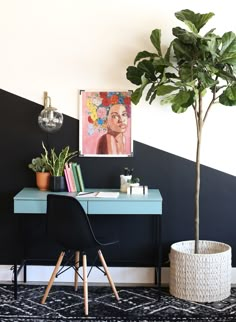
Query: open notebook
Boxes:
[{"xmin": 77, "ymin": 191, "xmax": 119, "ymax": 198}]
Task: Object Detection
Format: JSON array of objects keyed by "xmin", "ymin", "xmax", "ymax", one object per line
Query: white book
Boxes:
[
  {"xmin": 96, "ymin": 191, "xmax": 119, "ymax": 198},
  {"xmin": 77, "ymin": 191, "xmax": 119, "ymax": 198}
]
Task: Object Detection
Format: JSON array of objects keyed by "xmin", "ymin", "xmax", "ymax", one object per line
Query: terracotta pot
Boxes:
[{"xmin": 36, "ymin": 172, "xmax": 50, "ymax": 191}]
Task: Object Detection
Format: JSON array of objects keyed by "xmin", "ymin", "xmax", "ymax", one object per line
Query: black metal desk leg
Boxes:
[
  {"xmin": 13, "ymin": 260, "xmax": 27, "ymax": 300},
  {"xmin": 157, "ymin": 216, "xmax": 162, "ymax": 291},
  {"xmin": 23, "ymin": 263, "xmax": 27, "ymax": 283},
  {"xmin": 14, "ymin": 262, "xmax": 17, "ymax": 300},
  {"xmin": 154, "ymin": 215, "xmax": 162, "ymax": 291}
]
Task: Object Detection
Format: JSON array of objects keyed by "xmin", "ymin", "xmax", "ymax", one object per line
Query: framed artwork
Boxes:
[{"xmin": 79, "ymin": 91, "xmax": 133, "ymax": 157}]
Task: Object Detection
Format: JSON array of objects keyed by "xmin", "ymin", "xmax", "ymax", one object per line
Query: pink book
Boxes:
[
  {"xmin": 64, "ymin": 168, "xmax": 71, "ymax": 192},
  {"xmin": 65, "ymin": 163, "xmax": 77, "ymax": 192}
]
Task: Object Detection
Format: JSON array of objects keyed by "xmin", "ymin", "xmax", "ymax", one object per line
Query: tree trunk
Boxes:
[
  {"xmin": 194, "ymin": 133, "xmax": 201, "ymax": 253},
  {"xmin": 195, "ymin": 95, "xmax": 203, "ymax": 254}
]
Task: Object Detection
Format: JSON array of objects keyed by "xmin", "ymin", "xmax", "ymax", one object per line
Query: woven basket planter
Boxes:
[{"xmin": 169, "ymin": 240, "xmax": 231, "ymax": 302}]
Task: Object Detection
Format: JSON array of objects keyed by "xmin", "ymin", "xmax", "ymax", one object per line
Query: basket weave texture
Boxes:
[{"xmin": 169, "ymin": 240, "xmax": 231, "ymax": 302}]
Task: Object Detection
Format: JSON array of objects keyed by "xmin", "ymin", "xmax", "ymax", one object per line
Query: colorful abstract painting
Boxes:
[{"xmin": 79, "ymin": 91, "xmax": 132, "ymax": 156}]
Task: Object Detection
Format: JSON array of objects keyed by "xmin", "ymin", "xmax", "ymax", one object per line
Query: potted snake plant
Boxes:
[
  {"xmin": 126, "ymin": 9, "xmax": 235, "ymax": 302},
  {"xmin": 42, "ymin": 142, "xmax": 77, "ymax": 191}
]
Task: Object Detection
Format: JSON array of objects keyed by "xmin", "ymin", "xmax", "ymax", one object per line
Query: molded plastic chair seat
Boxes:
[{"xmin": 41, "ymin": 194, "xmax": 120, "ymax": 316}]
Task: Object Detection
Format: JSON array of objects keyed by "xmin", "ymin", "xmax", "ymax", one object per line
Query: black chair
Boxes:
[{"xmin": 41, "ymin": 194, "xmax": 120, "ymax": 316}]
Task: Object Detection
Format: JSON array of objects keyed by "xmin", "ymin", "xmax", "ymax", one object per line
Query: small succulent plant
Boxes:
[{"xmin": 28, "ymin": 157, "xmax": 50, "ymax": 173}]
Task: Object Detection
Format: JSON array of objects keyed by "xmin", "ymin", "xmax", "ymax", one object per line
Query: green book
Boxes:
[
  {"xmin": 76, "ymin": 164, "xmax": 85, "ymax": 192},
  {"xmin": 70, "ymin": 162, "xmax": 81, "ymax": 192}
]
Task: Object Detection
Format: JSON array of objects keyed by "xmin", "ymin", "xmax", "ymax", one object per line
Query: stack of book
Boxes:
[{"xmin": 64, "ymin": 162, "xmax": 85, "ymax": 192}]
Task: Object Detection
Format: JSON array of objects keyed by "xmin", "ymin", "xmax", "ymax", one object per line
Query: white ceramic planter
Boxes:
[
  {"xmin": 120, "ymin": 175, "xmax": 132, "ymax": 193},
  {"xmin": 169, "ymin": 240, "xmax": 232, "ymax": 302}
]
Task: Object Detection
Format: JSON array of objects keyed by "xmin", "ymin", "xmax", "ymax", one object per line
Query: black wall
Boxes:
[{"xmin": 1, "ymin": 88, "xmax": 236, "ymax": 267}]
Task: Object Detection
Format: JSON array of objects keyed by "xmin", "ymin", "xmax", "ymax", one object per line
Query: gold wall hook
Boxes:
[{"xmin": 44, "ymin": 91, "xmax": 51, "ymax": 108}]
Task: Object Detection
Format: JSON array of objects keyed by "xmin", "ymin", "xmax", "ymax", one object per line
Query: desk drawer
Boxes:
[
  {"xmin": 14, "ymin": 200, "xmax": 88, "ymax": 214},
  {"xmin": 88, "ymin": 200, "xmax": 162, "ymax": 215},
  {"xmin": 14, "ymin": 200, "xmax": 47, "ymax": 214}
]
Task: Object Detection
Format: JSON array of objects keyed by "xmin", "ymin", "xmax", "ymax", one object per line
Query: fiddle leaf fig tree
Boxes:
[{"xmin": 126, "ymin": 9, "xmax": 236, "ymax": 254}]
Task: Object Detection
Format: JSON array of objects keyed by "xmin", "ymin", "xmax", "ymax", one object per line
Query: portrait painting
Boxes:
[{"xmin": 79, "ymin": 91, "xmax": 132, "ymax": 157}]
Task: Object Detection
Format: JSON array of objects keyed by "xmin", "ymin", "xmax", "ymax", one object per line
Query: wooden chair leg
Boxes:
[
  {"xmin": 98, "ymin": 249, "xmax": 120, "ymax": 301},
  {"xmin": 74, "ymin": 251, "xmax": 80, "ymax": 291},
  {"xmin": 83, "ymin": 254, "xmax": 88, "ymax": 316},
  {"xmin": 41, "ymin": 251, "xmax": 65, "ymax": 304}
]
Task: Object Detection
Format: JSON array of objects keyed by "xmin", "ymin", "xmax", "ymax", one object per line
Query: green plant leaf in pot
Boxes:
[{"xmin": 42, "ymin": 142, "xmax": 78, "ymax": 177}]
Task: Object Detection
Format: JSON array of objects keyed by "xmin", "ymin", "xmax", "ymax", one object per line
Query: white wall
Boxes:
[{"xmin": 1, "ymin": 0, "xmax": 236, "ymax": 175}]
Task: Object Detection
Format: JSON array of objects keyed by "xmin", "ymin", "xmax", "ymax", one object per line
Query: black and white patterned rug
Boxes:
[{"xmin": 0, "ymin": 284, "xmax": 236, "ymax": 321}]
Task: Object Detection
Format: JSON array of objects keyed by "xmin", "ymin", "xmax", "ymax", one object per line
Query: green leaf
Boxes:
[
  {"xmin": 175, "ymin": 9, "xmax": 214, "ymax": 33},
  {"xmin": 219, "ymin": 32, "xmax": 236, "ymax": 65},
  {"xmin": 204, "ymin": 34, "xmax": 219, "ymax": 58},
  {"xmin": 152, "ymin": 57, "xmax": 169, "ymax": 67},
  {"xmin": 130, "ymin": 76, "xmax": 149, "ymax": 105},
  {"xmin": 171, "ymin": 90, "xmax": 194, "ymax": 113},
  {"xmin": 220, "ymin": 52, "xmax": 236, "ymax": 65},
  {"xmin": 219, "ymin": 90, "xmax": 236, "ymax": 106},
  {"xmin": 171, "ymin": 104, "xmax": 188, "ymax": 113},
  {"xmin": 134, "ymin": 50, "xmax": 158, "ymax": 65},
  {"xmin": 172, "ymin": 27, "xmax": 197, "ymax": 45},
  {"xmin": 184, "ymin": 20, "xmax": 198, "ymax": 34},
  {"xmin": 150, "ymin": 29, "xmax": 162, "ymax": 56},
  {"xmin": 149, "ymin": 91, "xmax": 158, "ymax": 104},
  {"xmin": 165, "ymin": 72, "xmax": 179, "ymax": 79},
  {"xmin": 172, "ymin": 39, "xmax": 193, "ymax": 61},
  {"xmin": 173, "ymin": 90, "xmax": 190, "ymax": 104},
  {"xmin": 224, "ymin": 85, "xmax": 236, "ymax": 100},
  {"xmin": 146, "ymin": 83, "xmax": 157, "ymax": 101},
  {"xmin": 131, "ymin": 88, "xmax": 144, "ymax": 105},
  {"xmin": 137, "ymin": 60, "xmax": 156, "ymax": 81},
  {"xmin": 156, "ymin": 85, "xmax": 178, "ymax": 95},
  {"xmin": 126, "ymin": 66, "xmax": 143, "ymax": 85},
  {"xmin": 160, "ymin": 94, "xmax": 176, "ymax": 105},
  {"xmin": 179, "ymin": 65, "xmax": 195, "ymax": 82},
  {"xmin": 198, "ymin": 72, "xmax": 218, "ymax": 89},
  {"xmin": 204, "ymin": 28, "xmax": 216, "ymax": 37},
  {"xmin": 206, "ymin": 64, "xmax": 219, "ymax": 74},
  {"xmin": 152, "ymin": 57, "xmax": 169, "ymax": 75},
  {"xmin": 220, "ymin": 32, "xmax": 236, "ymax": 55},
  {"xmin": 216, "ymin": 68, "xmax": 236, "ymax": 82},
  {"xmin": 42, "ymin": 143, "xmax": 77, "ymax": 176},
  {"xmin": 164, "ymin": 43, "xmax": 172, "ymax": 63}
]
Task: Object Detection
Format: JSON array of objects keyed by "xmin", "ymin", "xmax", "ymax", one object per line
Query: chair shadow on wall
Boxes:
[{"xmin": 41, "ymin": 194, "xmax": 120, "ymax": 316}]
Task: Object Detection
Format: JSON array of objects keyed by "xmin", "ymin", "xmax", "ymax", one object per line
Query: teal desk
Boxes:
[
  {"xmin": 14, "ymin": 187, "xmax": 162, "ymax": 215},
  {"xmin": 13, "ymin": 187, "xmax": 163, "ymax": 298}
]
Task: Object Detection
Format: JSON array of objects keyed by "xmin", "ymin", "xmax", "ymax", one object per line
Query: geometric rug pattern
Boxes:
[{"xmin": 1, "ymin": 284, "xmax": 236, "ymax": 321}]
